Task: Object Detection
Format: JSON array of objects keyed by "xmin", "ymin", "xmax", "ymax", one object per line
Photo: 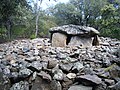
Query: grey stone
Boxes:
[
  {"xmin": 41, "ymin": 61, "xmax": 48, "ymax": 70},
  {"xmin": 114, "ymin": 48, "xmax": 120, "ymax": 58},
  {"xmin": 10, "ymin": 81, "xmax": 29, "ymax": 90},
  {"xmin": 66, "ymin": 73, "xmax": 76, "ymax": 79},
  {"xmin": 3, "ymin": 67, "xmax": 11, "ymax": 75},
  {"xmin": 34, "ymin": 49, "xmax": 39, "ymax": 56},
  {"xmin": 62, "ymin": 77, "xmax": 73, "ymax": 90},
  {"xmin": 107, "ymin": 81, "xmax": 120, "ymax": 90},
  {"xmin": 104, "ymin": 79, "xmax": 115, "ymax": 85},
  {"xmin": 8, "ymin": 72, "xmax": 19, "ymax": 83},
  {"xmin": 0, "ymin": 55, "xmax": 3, "ymax": 59},
  {"xmin": 53, "ymin": 69, "xmax": 64, "ymax": 80},
  {"xmin": 31, "ymin": 76, "xmax": 61, "ymax": 90},
  {"xmin": 77, "ymin": 74, "xmax": 102, "ymax": 85},
  {"xmin": 27, "ymin": 61, "xmax": 42, "ymax": 72},
  {"xmin": 19, "ymin": 68, "xmax": 33, "ymax": 78},
  {"xmin": 93, "ymin": 82, "xmax": 107, "ymax": 90},
  {"xmin": 72, "ymin": 62, "xmax": 84, "ymax": 73},
  {"xmin": 37, "ymin": 71, "xmax": 52, "ymax": 81},
  {"xmin": 68, "ymin": 85, "xmax": 92, "ymax": 90},
  {"xmin": 60, "ymin": 63, "xmax": 73, "ymax": 72},
  {"xmin": 102, "ymin": 58, "xmax": 111, "ymax": 67},
  {"xmin": 22, "ymin": 47, "xmax": 30, "ymax": 53},
  {"xmin": 57, "ymin": 53, "xmax": 67, "ymax": 59},
  {"xmin": 47, "ymin": 60, "xmax": 57, "ymax": 69},
  {"xmin": 25, "ymin": 57, "xmax": 36, "ymax": 62},
  {"xmin": 0, "ymin": 72, "xmax": 10, "ymax": 90},
  {"xmin": 108, "ymin": 64, "xmax": 120, "ymax": 80}
]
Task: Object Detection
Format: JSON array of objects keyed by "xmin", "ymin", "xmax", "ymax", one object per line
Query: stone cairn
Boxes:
[{"xmin": 0, "ymin": 37, "xmax": 120, "ymax": 90}]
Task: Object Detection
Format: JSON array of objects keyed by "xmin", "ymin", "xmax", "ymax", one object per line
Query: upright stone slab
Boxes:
[
  {"xmin": 52, "ymin": 33, "xmax": 67, "ymax": 47},
  {"xmin": 68, "ymin": 36, "xmax": 92, "ymax": 47}
]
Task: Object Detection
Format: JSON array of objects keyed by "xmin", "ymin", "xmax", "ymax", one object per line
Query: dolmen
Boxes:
[{"xmin": 49, "ymin": 24, "xmax": 100, "ymax": 47}]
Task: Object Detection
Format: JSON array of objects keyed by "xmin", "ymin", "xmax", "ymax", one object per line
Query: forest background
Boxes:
[{"xmin": 0, "ymin": 0, "xmax": 120, "ymax": 42}]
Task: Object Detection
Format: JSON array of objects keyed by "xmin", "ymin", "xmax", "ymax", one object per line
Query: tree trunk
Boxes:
[
  {"xmin": 5, "ymin": 19, "xmax": 12, "ymax": 40},
  {"xmin": 35, "ymin": 12, "xmax": 40, "ymax": 38},
  {"xmin": 35, "ymin": 0, "xmax": 42, "ymax": 38}
]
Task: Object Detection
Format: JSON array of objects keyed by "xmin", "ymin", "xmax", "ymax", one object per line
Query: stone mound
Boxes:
[{"xmin": 0, "ymin": 37, "xmax": 120, "ymax": 90}]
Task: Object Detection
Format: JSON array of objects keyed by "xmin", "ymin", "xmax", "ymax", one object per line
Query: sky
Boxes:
[{"xmin": 40, "ymin": 0, "xmax": 69, "ymax": 9}]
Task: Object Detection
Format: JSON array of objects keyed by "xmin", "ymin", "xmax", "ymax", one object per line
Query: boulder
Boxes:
[
  {"xmin": 31, "ymin": 76, "xmax": 62, "ymax": 90},
  {"xmin": 77, "ymin": 74, "xmax": 102, "ymax": 85}
]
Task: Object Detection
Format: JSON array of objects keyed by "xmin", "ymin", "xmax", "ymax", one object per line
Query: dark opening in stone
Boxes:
[{"xmin": 66, "ymin": 34, "xmax": 72, "ymax": 45}]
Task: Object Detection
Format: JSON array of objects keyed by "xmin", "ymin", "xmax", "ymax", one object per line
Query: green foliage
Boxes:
[
  {"xmin": 97, "ymin": 1, "xmax": 120, "ymax": 39},
  {"xmin": 38, "ymin": 11, "xmax": 57, "ymax": 37},
  {"xmin": 0, "ymin": 27, "xmax": 7, "ymax": 38},
  {"xmin": 30, "ymin": 34, "xmax": 36, "ymax": 39},
  {"xmin": 0, "ymin": 0, "xmax": 120, "ymax": 40},
  {"xmin": 0, "ymin": 0, "xmax": 30, "ymax": 39}
]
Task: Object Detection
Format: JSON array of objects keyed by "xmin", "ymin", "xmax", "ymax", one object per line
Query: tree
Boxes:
[
  {"xmin": 0, "ymin": 0, "xmax": 29, "ymax": 39},
  {"xmin": 49, "ymin": 0, "xmax": 107, "ymax": 26},
  {"xmin": 31, "ymin": 0, "xmax": 57, "ymax": 38},
  {"xmin": 49, "ymin": 2, "xmax": 82, "ymax": 25},
  {"xmin": 98, "ymin": 1, "xmax": 120, "ymax": 39}
]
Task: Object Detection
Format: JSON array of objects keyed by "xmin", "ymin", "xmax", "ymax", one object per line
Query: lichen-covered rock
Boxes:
[
  {"xmin": 27, "ymin": 61, "xmax": 42, "ymax": 72},
  {"xmin": 10, "ymin": 81, "xmax": 29, "ymax": 90},
  {"xmin": 53, "ymin": 69, "xmax": 64, "ymax": 80},
  {"xmin": 19, "ymin": 68, "xmax": 33, "ymax": 78},
  {"xmin": 0, "ymin": 72, "xmax": 10, "ymax": 90}
]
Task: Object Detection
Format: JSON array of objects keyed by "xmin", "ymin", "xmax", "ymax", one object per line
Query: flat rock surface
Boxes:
[{"xmin": 49, "ymin": 24, "xmax": 99, "ymax": 36}]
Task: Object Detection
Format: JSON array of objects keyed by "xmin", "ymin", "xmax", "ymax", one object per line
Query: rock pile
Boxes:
[{"xmin": 0, "ymin": 37, "xmax": 120, "ymax": 90}]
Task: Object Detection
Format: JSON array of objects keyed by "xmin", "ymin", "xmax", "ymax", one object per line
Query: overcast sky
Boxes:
[{"xmin": 41, "ymin": 0, "xmax": 69, "ymax": 9}]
